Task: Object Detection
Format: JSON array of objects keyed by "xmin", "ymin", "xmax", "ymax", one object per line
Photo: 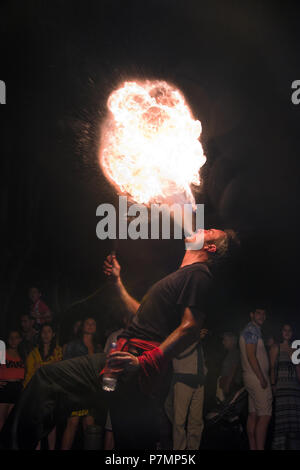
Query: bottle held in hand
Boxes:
[{"xmin": 102, "ymin": 342, "xmax": 118, "ymax": 392}]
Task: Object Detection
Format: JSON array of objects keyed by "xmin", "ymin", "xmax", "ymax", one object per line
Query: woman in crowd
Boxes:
[
  {"xmin": 0, "ymin": 330, "xmax": 25, "ymax": 432},
  {"xmin": 270, "ymin": 323, "xmax": 300, "ymax": 450},
  {"xmin": 62, "ymin": 319, "xmax": 82, "ymax": 357},
  {"xmin": 61, "ymin": 316, "xmax": 102, "ymax": 450},
  {"xmin": 24, "ymin": 323, "xmax": 62, "ymax": 449}
]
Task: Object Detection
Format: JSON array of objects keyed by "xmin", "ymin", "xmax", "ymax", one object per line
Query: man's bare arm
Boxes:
[
  {"xmin": 159, "ymin": 307, "xmax": 204, "ymax": 361},
  {"xmin": 103, "ymin": 254, "xmax": 140, "ymax": 316},
  {"xmin": 115, "ymin": 277, "xmax": 140, "ymax": 315},
  {"xmin": 220, "ymin": 363, "xmax": 238, "ymax": 394},
  {"xmin": 107, "ymin": 306, "xmax": 205, "ymax": 374},
  {"xmin": 246, "ymin": 343, "xmax": 267, "ymax": 387}
]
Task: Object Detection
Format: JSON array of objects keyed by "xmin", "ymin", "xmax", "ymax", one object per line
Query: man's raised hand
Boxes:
[{"xmin": 103, "ymin": 254, "xmax": 121, "ymax": 282}]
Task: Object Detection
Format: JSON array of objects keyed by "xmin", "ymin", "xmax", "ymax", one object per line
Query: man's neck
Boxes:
[
  {"xmin": 180, "ymin": 250, "xmax": 208, "ymax": 268},
  {"xmin": 251, "ymin": 320, "xmax": 261, "ymax": 330}
]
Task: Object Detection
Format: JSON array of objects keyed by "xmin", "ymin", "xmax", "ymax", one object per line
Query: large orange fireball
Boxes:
[{"xmin": 99, "ymin": 80, "xmax": 206, "ymax": 207}]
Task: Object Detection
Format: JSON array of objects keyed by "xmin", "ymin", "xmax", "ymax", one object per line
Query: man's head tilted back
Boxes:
[
  {"xmin": 206, "ymin": 228, "xmax": 240, "ymax": 267},
  {"xmin": 185, "ymin": 228, "xmax": 240, "ymax": 267}
]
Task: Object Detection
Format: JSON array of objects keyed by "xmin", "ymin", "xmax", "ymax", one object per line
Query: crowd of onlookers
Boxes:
[
  {"xmin": 0, "ymin": 288, "xmax": 300, "ymax": 450},
  {"xmin": 0, "ymin": 287, "xmax": 106, "ymax": 449},
  {"xmin": 164, "ymin": 307, "xmax": 300, "ymax": 451}
]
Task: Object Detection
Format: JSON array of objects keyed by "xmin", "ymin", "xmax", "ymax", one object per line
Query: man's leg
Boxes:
[
  {"xmin": 172, "ymin": 382, "xmax": 193, "ymax": 450},
  {"xmin": 109, "ymin": 378, "xmax": 160, "ymax": 450},
  {"xmin": 252, "ymin": 382, "xmax": 272, "ymax": 450},
  {"xmin": 245, "ymin": 382, "xmax": 261, "ymax": 450},
  {"xmin": 187, "ymin": 384, "xmax": 205, "ymax": 450},
  {"xmin": 61, "ymin": 416, "xmax": 80, "ymax": 450},
  {"xmin": 10, "ymin": 353, "xmax": 107, "ymax": 449}
]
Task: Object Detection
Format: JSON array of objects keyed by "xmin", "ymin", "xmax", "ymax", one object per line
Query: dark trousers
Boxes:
[
  {"xmin": 1, "ymin": 352, "xmax": 162, "ymax": 450},
  {"xmin": 109, "ymin": 378, "xmax": 160, "ymax": 449},
  {"xmin": 3, "ymin": 353, "xmax": 107, "ymax": 449}
]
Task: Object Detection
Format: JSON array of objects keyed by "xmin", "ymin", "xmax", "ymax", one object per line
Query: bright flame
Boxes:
[{"xmin": 99, "ymin": 80, "xmax": 206, "ymax": 207}]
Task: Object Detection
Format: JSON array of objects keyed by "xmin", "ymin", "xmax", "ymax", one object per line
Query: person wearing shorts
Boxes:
[{"xmin": 239, "ymin": 308, "xmax": 272, "ymax": 450}]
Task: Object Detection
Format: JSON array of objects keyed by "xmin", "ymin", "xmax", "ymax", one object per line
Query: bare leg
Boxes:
[
  {"xmin": 48, "ymin": 426, "xmax": 56, "ymax": 450},
  {"xmin": 82, "ymin": 414, "xmax": 94, "ymax": 430},
  {"xmin": 61, "ymin": 416, "xmax": 80, "ymax": 450},
  {"xmin": 104, "ymin": 430, "xmax": 115, "ymax": 450},
  {"xmin": 247, "ymin": 413, "xmax": 257, "ymax": 450},
  {"xmin": 255, "ymin": 415, "xmax": 271, "ymax": 450}
]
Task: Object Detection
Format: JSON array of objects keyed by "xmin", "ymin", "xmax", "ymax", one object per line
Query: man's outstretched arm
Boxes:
[
  {"xmin": 107, "ymin": 307, "xmax": 205, "ymax": 373},
  {"xmin": 103, "ymin": 254, "xmax": 140, "ymax": 316},
  {"xmin": 159, "ymin": 307, "xmax": 204, "ymax": 360}
]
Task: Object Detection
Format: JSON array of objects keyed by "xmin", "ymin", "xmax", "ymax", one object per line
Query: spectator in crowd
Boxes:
[
  {"xmin": 0, "ymin": 330, "xmax": 24, "ymax": 432},
  {"xmin": 23, "ymin": 323, "xmax": 62, "ymax": 449},
  {"xmin": 40, "ymin": 310, "xmax": 54, "ymax": 326},
  {"xmin": 239, "ymin": 308, "xmax": 272, "ymax": 450},
  {"xmin": 217, "ymin": 332, "xmax": 242, "ymax": 401},
  {"xmin": 62, "ymin": 320, "xmax": 82, "ymax": 356},
  {"xmin": 61, "ymin": 317, "xmax": 103, "ymax": 450},
  {"xmin": 269, "ymin": 323, "xmax": 300, "ymax": 449},
  {"xmin": 28, "ymin": 286, "xmax": 51, "ymax": 331},
  {"xmin": 165, "ymin": 329, "xmax": 208, "ymax": 450},
  {"xmin": 18, "ymin": 314, "xmax": 38, "ymax": 362}
]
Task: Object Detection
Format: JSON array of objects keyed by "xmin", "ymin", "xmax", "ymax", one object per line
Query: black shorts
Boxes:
[{"xmin": 0, "ymin": 382, "xmax": 23, "ymax": 404}]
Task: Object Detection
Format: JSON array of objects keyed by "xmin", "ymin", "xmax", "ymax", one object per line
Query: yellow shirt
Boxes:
[{"xmin": 23, "ymin": 345, "xmax": 63, "ymax": 388}]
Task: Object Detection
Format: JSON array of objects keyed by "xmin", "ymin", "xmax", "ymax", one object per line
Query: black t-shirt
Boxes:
[{"xmin": 121, "ymin": 262, "xmax": 214, "ymax": 343}]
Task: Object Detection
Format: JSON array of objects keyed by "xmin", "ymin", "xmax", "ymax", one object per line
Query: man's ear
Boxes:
[{"xmin": 204, "ymin": 243, "xmax": 217, "ymax": 253}]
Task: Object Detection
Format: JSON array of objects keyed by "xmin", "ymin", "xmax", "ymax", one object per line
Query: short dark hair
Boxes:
[
  {"xmin": 222, "ymin": 331, "xmax": 237, "ymax": 340},
  {"xmin": 207, "ymin": 229, "xmax": 240, "ymax": 267},
  {"xmin": 250, "ymin": 306, "xmax": 268, "ymax": 315},
  {"xmin": 20, "ymin": 313, "xmax": 31, "ymax": 319},
  {"xmin": 29, "ymin": 286, "xmax": 41, "ymax": 292}
]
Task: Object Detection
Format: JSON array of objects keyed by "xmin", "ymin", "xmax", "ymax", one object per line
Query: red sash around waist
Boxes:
[{"xmin": 100, "ymin": 337, "xmax": 168, "ymax": 394}]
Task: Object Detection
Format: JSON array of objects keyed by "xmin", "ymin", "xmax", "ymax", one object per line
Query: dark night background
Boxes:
[{"xmin": 1, "ymin": 0, "xmax": 300, "ymax": 344}]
